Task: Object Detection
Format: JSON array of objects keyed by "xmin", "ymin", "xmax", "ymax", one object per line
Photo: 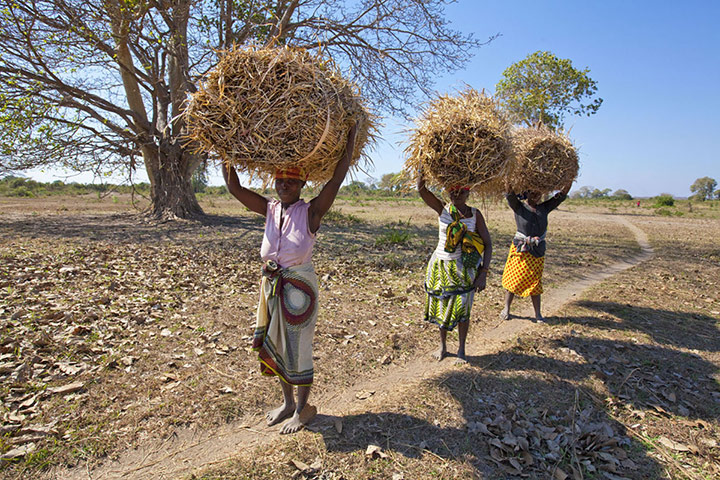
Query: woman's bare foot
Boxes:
[
  {"xmin": 280, "ymin": 404, "xmax": 317, "ymax": 434},
  {"xmin": 499, "ymin": 309, "xmax": 510, "ymax": 321},
  {"xmin": 266, "ymin": 403, "xmax": 295, "ymax": 426},
  {"xmin": 455, "ymin": 350, "xmax": 467, "ymax": 365},
  {"xmin": 535, "ymin": 315, "xmax": 545, "ymax": 323},
  {"xmin": 432, "ymin": 347, "xmax": 447, "ymax": 361}
]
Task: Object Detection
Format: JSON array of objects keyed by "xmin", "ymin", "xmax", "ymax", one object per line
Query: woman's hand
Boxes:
[
  {"xmin": 416, "ymin": 168, "xmax": 425, "ymax": 190},
  {"xmin": 473, "ymin": 270, "xmax": 488, "ymax": 292}
]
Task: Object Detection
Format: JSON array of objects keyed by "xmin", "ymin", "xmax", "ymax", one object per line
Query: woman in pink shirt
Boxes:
[{"xmin": 223, "ymin": 124, "xmax": 357, "ymax": 434}]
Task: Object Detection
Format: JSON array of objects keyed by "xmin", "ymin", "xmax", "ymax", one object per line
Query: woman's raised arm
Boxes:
[{"xmin": 222, "ymin": 163, "xmax": 268, "ymax": 216}]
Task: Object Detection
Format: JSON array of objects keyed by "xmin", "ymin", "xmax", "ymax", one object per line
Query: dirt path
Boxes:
[{"xmin": 53, "ymin": 214, "xmax": 654, "ymax": 480}]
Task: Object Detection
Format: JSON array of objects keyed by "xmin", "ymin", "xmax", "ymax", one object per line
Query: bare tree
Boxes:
[{"xmin": 0, "ymin": 0, "xmax": 489, "ymax": 219}]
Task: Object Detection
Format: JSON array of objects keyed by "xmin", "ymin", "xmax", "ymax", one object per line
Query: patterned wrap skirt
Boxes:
[
  {"xmin": 252, "ymin": 263, "xmax": 318, "ymax": 386},
  {"xmin": 501, "ymin": 244, "xmax": 544, "ymax": 297},
  {"xmin": 424, "ymin": 252, "xmax": 480, "ymax": 331}
]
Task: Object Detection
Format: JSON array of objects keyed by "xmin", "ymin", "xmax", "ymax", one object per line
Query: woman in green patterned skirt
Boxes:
[{"xmin": 418, "ymin": 176, "xmax": 492, "ymax": 364}]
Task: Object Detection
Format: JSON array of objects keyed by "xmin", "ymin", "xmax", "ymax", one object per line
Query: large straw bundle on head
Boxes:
[
  {"xmin": 404, "ymin": 88, "xmax": 512, "ymax": 194},
  {"xmin": 509, "ymin": 125, "xmax": 579, "ymax": 195},
  {"xmin": 184, "ymin": 46, "xmax": 373, "ymax": 184}
]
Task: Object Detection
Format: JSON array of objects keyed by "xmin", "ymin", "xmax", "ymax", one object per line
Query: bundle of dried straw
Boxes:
[
  {"xmin": 508, "ymin": 125, "xmax": 578, "ymax": 195},
  {"xmin": 184, "ymin": 46, "xmax": 373, "ymax": 184},
  {"xmin": 404, "ymin": 88, "xmax": 512, "ymax": 194}
]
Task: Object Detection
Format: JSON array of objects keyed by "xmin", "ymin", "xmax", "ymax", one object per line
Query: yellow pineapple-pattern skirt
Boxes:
[{"xmin": 501, "ymin": 244, "xmax": 544, "ymax": 297}]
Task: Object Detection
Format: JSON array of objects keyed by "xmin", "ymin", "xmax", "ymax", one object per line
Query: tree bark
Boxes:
[
  {"xmin": 149, "ymin": 147, "xmax": 203, "ymax": 220},
  {"xmin": 110, "ymin": 0, "xmax": 202, "ymax": 220},
  {"xmin": 143, "ymin": 0, "xmax": 204, "ymax": 220}
]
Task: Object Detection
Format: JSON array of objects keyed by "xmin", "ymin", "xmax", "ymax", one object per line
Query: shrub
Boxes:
[
  {"xmin": 612, "ymin": 189, "xmax": 632, "ymax": 200},
  {"xmin": 9, "ymin": 186, "xmax": 34, "ymax": 197},
  {"xmin": 653, "ymin": 194, "xmax": 674, "ymax": 207},
  {"xmin": 324, "ymin": 208, "xmax": 362, "ymax": 225},
  {"xmin": 655, "ymin": 207, "xmax": 683, "ymax": 217},
  {"xmin": 375, "ymin": 221, "xmax": 413, "ymax": 247}
]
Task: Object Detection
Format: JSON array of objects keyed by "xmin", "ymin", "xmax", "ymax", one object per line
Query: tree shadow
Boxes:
[
  {"xmin": 467, "ymin": 334, "xmax": 720, "ymax": 424},
  {"xmin": 0, "ymin": 209, "xmax": 437, "ymax": 256},
  {"xmin": 313, "ymin": 364, "xmax": 666, "ymax": 479},
  {"xmin": 560, "ymin": 300, "xmax": 720, "ymax": 352},
  {"xmin": 311, "ymin": 315, "xmax": 719, "ymax": 478},
  {"xmin": 0, "ymin": 212, "xmax": 265, "ymax": 245}
]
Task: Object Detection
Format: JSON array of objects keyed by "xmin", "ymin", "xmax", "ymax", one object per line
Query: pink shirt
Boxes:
[{"xmin": 260, "ymin": 199, "xmax": 315, "ymax": 268}]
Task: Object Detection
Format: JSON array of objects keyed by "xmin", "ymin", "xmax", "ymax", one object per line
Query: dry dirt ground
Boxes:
[{"xmin": 0, "ymin": 194, "xmax": 718, "ymax": 479}]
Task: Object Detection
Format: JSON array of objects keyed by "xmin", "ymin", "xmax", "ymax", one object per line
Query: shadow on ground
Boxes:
[
  {"xmin": 311, "ymin": 301, "xmax": 720, "ymax": 478},
  {"xmin": 566, "ymin": 300, "xmax": 720, "ymax": 352}
]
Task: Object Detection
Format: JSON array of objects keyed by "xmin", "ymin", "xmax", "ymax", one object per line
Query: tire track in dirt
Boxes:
[{"xmin": 53, "ymin": 214, "xmax": 653, "ymax": 480}]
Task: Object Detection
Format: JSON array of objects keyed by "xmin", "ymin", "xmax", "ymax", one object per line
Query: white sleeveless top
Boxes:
[{"xmin": 433, "ymin": 205, "xmax": 477, "ymax": 261}]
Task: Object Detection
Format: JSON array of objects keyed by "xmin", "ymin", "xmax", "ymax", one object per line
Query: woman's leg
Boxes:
[
  {"xmin": 456, "ymin": 319, "xmax": 469, "ymax": 364},
  {"xmin": 280, "ymin": 385, "xmax": 315, "ymax": 434},
  {"xmin": 267, "ymin": 378, "xmax": 296, "ymax": 426},
  {"xmin": 500, "ymin": 290, "xmax": 514, "ymax": 320},
  {"xmin": 433, "ymin": 328, "xmax": 448, "ymax": 361},
  {"xmin": 531, "ymin": 294, "xmax": 543, "ymax": 321}
]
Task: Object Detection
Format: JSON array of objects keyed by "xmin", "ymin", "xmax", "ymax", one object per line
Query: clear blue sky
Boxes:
[
  {"xmin": 29, "ymin": 1, "xmax": 719, "ymax": 197},
  {"xmin": 365, "ymin": 0, "xmax": 719, "ymax": 198}
]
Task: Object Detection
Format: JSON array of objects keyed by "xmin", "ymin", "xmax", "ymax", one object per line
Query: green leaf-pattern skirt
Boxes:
[{"xmin": 424, "ymin": 252, "xmax": 479, "ymax": 331}]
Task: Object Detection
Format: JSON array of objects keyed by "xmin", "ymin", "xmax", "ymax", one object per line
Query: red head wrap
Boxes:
[{"xmin": 274, "ymin": 167, "xmax": 308, "ymax": 181}]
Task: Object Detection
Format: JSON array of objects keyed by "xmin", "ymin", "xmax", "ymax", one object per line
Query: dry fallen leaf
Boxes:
[
  {"xmin": 47, "ymin": 382, "xmax": 84, "ymax": 395},
  {"xmin": 0, "ymin": 443, "xmax": 36, "ymax": 460},
  {"xmin": 657, "ymin": 436, "xmax": 691, "ymax": 452},
  {"xmin": 553, "ymin": 466, "xmax": 569, "ymax": 480},
  {"xmin": 365, "ymin": 444, "xmax": 388, "ymax": 459},
  {"xmin": 355, "ymin": 390, "xmax": 375, "ymax": 400},
  {"xmin": 289, "ymin": 458, "xmax": 311, "ymax": 472}
]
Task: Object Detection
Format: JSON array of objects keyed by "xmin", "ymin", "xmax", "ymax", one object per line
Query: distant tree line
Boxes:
[
  {"xmin": 8, "ymin": 175, "xmax": 718, "ymax": 203},
  {"xmin": 0, "ymin": 176, "xmax": 227, "ymax": 197},
  {"xmin": 570, "ymin": 186, "xmax": 632, "ymax": 200},
  {"xmin": 1, "ymin": 173, "xmax": 421, "ymax": 199}
]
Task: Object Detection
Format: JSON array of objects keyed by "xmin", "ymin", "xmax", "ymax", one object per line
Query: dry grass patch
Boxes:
[
  {"xmin": 194, "ymin": 214, "xmax": 718, "ymax": 480},
  {"xmin": 0, "ymin": 197, "xmax": 646, "ymax": 478}
]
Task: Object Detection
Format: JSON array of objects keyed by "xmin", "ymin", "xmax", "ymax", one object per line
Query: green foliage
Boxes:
[
  {"xmin": 0, "ymin": 176, "xmax": 152, "ymax": 197},
  {"xmin": 192, "ymin": 163, "xmax": 209, "ymax": 193},
  {"xmin": 612, "ymin": 189, "xmax": 633, "ymax": 200},
  {"xmin": 378, "ymin": 171, "xmax": 413, "ymax": 195},
  {"xmin": 24, "ymin": 445, "xmax": 58, "ymax": 469},
  {"xmin": 375, "ymin": 221, "xmax": 413, "ymax": 247},
  {"xmin": 202, "ymin": 185, "xmax": 229, "ymax": 195},
  {"xmin": 496, "ymin": 51, "xmax": 603, "ymax": 130},
  {"xmin": 653, "ymin": 194, "xmax": 675, "ymax": 207},
  {"xmin": 339, "ymin": 180, "xmax": 370, "ymax": 196},
  {"xmin": 323, "ymin": 208, "xmax": 362, "ymax": 225},
  {"xmin": 690, "ymin": 176, "xmax": 717, "ymax": 201},
  {"xmin": 655, "ymin": 207, "xmax": 683, "ymax": 217},
  {"xmin": 571, "ymin": 186, "xmax": 612, "ymax": 199}
]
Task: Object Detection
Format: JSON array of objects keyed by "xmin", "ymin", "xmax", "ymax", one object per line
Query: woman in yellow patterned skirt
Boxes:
[
  {"xmin": 500, "ymin": 184, "xmax": 571, "ymax": 322},
  {"xmin": 418, "ymin": 176, "xmax": 492, "ymax": 364}
]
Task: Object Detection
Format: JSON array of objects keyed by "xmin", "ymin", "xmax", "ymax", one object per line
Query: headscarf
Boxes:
[{"xmin": 274, "ymin": 167, "xmax": 308, "ymax": 181}]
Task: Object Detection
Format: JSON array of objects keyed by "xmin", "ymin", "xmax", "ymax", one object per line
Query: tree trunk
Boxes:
[
  {"xmin": 148, "ymin": 148, "xmax": 203, "ymax": 220},
  {"xmin": 145, "ymin": 0, "xmax": 202, "ymax": 221}
]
